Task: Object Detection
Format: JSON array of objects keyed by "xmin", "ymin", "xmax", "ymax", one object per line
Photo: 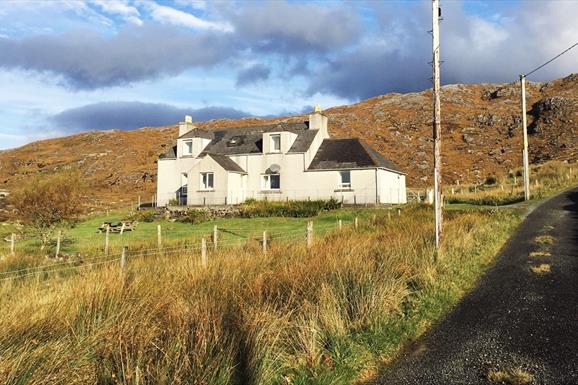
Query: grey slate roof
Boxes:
[
  {"xmin": 205, "ymin": 153, "xmax": 246, "ymax": 173},
  {"xmin": 178, "ymin": 128, "xmax": 212, "ymax": 140},
  {"xmin": 160, "ymin": 145, "xmax": 177, "ymax": 159},
  {"xmin": 308, "ymin": 138, "xmax": 404, "ymax": 173}
]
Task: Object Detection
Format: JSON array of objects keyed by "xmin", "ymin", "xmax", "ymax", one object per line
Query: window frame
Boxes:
[
  {"xmin": 339, "ymin": 170, "xmax": 351, "ymax": 189},
  {"xmin": 270, "ymin": 134, "xmax": 281, "ymax": 153},
  {"xmin": 262, "ymin": 174, "xmax": 281, "ymax": 190},
  {"xmin": 182, "ymin": 139, "xmax": 193, "ymax": 156},
  {"xmin": 200, "ymin": 172, "xmax": 214, "ymax": 191}
]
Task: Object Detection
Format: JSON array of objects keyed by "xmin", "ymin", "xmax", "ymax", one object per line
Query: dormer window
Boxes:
[
  {"xmin": 183, "ymin": 140, "xmax": 193, "ymax": 156},
  {"xmin": 270, "ymin": 134, "xmax": 281, "ymax": 153}
]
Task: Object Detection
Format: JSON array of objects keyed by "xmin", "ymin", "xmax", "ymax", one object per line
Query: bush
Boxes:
[
  {"xmin": 125, "ymin": 210, "xmax": 156, "ymax": 223},
  {"xmin": 177, "ymin": 209, "xmax": 213, "ymax": 224},
  {"xmin": 239, "ymin": 198, "xmax": 341, "ymax": 218}
]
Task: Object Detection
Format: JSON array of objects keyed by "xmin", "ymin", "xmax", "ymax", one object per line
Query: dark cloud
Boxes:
[
  {"xmin": 0, "ymin": 25, "xmax": 235, "ymax": 90},
  {"xmin": 307, "ymin": 1, "xmax": 578, "ymax": 100},
  {"xmin": 226, "ymin": 1, "xmax": 361, "ymax": 54},
  {"xmin": 236, "ymin": 63, "xmax": 271, "ymax": 87},
  {"xmin": 50, "ymin": 101, "xmax": 251, "ymax": 132}
]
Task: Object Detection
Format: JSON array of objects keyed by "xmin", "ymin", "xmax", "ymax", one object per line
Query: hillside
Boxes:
[{"xmin": 0, "ymin": 74, "xmax": 576, "ymax": 211}]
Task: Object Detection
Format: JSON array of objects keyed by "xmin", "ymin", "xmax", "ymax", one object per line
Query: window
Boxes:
[
  {"xmin": 200, "ymin": 172, "xmax": 214, "ymax": 190},
  {"xmin": 270, "ymin": 134, "xmax": 281, "ymax": 152},
  {"xmin": 339, "ymin": 170, "xmax": 351, "ymax": 188},
  {"xmin": 262, "ymin": 174, "xmax": 280, "ymax": 190},
  {"xmin": 183, "ymin": 140, "xmax": 193, "ymax": 156}
]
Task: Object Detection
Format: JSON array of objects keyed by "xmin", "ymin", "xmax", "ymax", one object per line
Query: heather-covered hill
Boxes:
[{"xmin": 0, "ymin": 74, "xmax": 576, "ymax": 211}]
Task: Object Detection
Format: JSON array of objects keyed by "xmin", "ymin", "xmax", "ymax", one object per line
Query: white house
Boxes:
[{"xmin": 156, "ymin": 107, "xmax": 406, "ymax": 206}]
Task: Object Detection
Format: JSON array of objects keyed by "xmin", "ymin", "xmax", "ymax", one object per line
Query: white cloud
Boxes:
[
  {"xmin": 145, "ymin": 3, "xmax": 232, "ymax": 32},
  {"xmin": 90, "ymin": 0, "xmax": 143, "ymax": 25},
  {"xmin": 174, "ymin": 0, "xmax": 207, "ymax": 11}
]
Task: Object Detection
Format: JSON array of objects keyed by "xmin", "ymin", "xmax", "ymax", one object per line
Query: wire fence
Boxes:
[{"xmin": 0, "ymin": 215, "xmax": 378, "ymax": 285}]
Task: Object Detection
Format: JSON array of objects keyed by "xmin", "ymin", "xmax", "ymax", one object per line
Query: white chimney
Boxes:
[
  {"xmin": 178, "ymin": 115, "xmax": 195, "ymax": 137},
  {"xmin": 308, "ymin": 105, "xmax": 329, "ymax": 138}
]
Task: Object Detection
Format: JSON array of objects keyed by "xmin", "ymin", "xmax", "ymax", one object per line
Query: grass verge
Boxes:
[{"xmin": 0, "ymin": 206, "xmax": 519, "ymax": 384}]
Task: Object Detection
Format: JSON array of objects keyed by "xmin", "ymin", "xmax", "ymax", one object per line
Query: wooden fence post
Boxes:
[
  {"xmin": 201, "ymin": 238, "xmax": 207, "ymax": 267},
  {"xmin": 104, "ymin": 226, "xmax": 110, "ymax": 256},
  {"xmin": 138, "ymin": 195, "xmax": 141, "ymax": 211},
  {"xmin": 55, "ymin": 230, "xmax": 62, "ymax": 258},
  {"xmin": 10, "ymin": 233, "xmax": 15, "ymax": 256},
  {"xmin": 338, "ymin": 219, "xmax": 342, "ymax": 230},
  {"xmin": 120, "ymin": 222, "xmax": 126, "ymax": 235},
  {"xmin": 354, "ymin": 217, "xmax": 359, "ymax": 229},
  {"xmin": 262, "ymin": 231, "xmax": 267, "ymax": 254},
  {"xmin": 397, "ymin": 208, "xmax": 401, "ymax": 216},
  {"xmin": 306, "ymin": 221, "xmax": 313, "ymax": 249},
  {"xmin": 120, "ymin": 246, "xmax": 128, "ymax": 274},
  {"xmin": 213, "ymin": 225, "xmax": 218, "ymax": 250},
  {"xmin": 157, "ymin": 224, "xmax": 162, "ymax": 251}
]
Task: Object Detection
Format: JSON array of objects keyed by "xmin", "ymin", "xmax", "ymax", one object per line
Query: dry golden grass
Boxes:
[
  {"xmin": 530, "ymin": 264, "xmax": 551, "ymax": 274},
  {"xmin": 447, "ymin": 161, "xmax": 578, "ymax": 206},
  {"xmin": 534, "ymin": 236, "xmax": 555, "ymax": 245},
  {"xmin": 488, "ymin": 367, "xmax": 534, "ymax": 384},
  {"xmin": 529, "ymin": 251, "xmax": 552, "ymax": 258},
  {"xmin": 0, "ymin": 207, "xmax": 519, "ymax": 385}
]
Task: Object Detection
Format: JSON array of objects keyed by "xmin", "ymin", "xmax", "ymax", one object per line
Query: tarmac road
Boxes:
[{"xmin": 375, "ymin": 187, "xmax": 578, "ymax": 385}]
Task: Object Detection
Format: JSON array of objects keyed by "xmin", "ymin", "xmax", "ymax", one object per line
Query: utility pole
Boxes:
[
  {"xmin": 519, "ymin": 74, "xmax": 530, "ymax": 200},
  {"xmin": 432, "ymin": 0, "xmax": 442, "ymax": 250}
]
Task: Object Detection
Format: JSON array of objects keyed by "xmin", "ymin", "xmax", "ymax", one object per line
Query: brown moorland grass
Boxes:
[
  {"xmin": 447, "ymin": 161, "xmax": 578, "ymax": 206},
  {"xmin": 0, "ymin": 206, "xmax": 519, "ymax": 385}
]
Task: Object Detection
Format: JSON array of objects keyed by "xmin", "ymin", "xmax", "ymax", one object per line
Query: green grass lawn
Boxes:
[{"xmin": 8, "ymin": 206, "xmax": 398, "ymax": 257}]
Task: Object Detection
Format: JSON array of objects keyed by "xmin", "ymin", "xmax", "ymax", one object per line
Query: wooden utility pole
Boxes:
[
  {"xmin": 519, "ymin": 74, "xmax": 531, "ymax": 200},
  {"xmin": 432, "ymin": 0, "xmax": 443, "ymax": 250}
]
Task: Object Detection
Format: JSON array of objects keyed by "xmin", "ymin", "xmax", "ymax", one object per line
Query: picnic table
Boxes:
[{"xmin": 97, "ymin": 221, "xmax": 138, "ymax": 233}]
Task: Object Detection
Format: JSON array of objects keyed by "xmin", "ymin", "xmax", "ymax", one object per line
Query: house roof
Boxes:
[
  {"xmin": 160, "ymin": 145, "xmax": 177, "ymax": 159},
  {"xmin": 205, "ymin": 122, "xmax": 312, "ymax": 155},
  {"xmin": 178, "ymin": 128, "xmax": 212, "ymax": 140},
  {"xmin": 205, "ymin": 153, "xmax": 246, "ymax": 173},
  {"xmin": 307, "ymin": 138, "xmax": 404, "ymax": 173}
]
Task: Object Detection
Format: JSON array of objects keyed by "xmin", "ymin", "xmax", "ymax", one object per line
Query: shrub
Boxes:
[
  {"xmin": 125, "ymin": 210, "xmax": 156, "ymax": 223},
  {"xmin": 239, "ymin": 198, "xmax": 341, "ymax": 218},
  {"xmin": 177, "ymin": 209, "xmax": 213, "ymax": 224},
  {"xmin": 9, "ymin": 171, "xmax": 85, "ymax": 250}
]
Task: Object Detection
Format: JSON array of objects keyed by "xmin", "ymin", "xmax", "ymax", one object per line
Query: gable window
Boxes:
[
  {"xmin": 270, "ymin": 134, "xmax": 281, "ymax": 152},
  {"xmin": 339, "ymin": 170, "xmax": 351, "ymax": 189},
  {"xmin": 200, "ymin": 172, "xmax": 214, "ymax": 190},
  {"xmin": 262, "ymin": 174, "xmax": 280, "ymax": 190},
  {"xmin": 183, "ymin": 140, "xmax": 193, "ymax": 156}
]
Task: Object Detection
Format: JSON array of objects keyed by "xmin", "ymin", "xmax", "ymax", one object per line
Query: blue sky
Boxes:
[{"xmin": 0, "ymin": 0, "xmax": 576, "ymax": 149}]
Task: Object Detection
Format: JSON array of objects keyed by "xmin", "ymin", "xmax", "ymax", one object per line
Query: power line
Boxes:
[{"xmin": 525, "ymin": 41, "xmax": 578, "ymax": 77}]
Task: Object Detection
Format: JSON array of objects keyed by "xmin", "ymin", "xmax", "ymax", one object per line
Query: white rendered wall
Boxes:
[{"xmin": 157, "ymin": 157, "xmax": 199, "ymax": 206}]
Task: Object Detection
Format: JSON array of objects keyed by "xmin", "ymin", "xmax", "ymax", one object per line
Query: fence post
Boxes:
[
  {"xmin": 138, "ymin": 195, "xmax": 141, "ymax": 211},
  {"xmin": 120, "ymin": 246, "xmax": 128, "ymax": 274},
  {"xmin": 338, "ymin": 219, "xmax": 342, "ymax": 230},
  {"xmin": 354, "ymin": 217, "xmax": 359, "ymax": 229},
  {"xmin": 55, "ymin": 230, "xmax": 62, "ymax": 258},
  {"xmin": 354, "ymin": 195, "xmax": 357, "ymax": 206},
  {"xmin": 104, "ymin": 226, "xmax": 110, "ymax": 256},
  {"xmin": 157, "ymin": 224, "xmax": 162, "ymax": 251},
  {"xmin": 10, "ymin": 233, "xmax": 15, "ymax": 256},
  {"xmin": 262, "ymin": 230, "xmax": 267, "ymax": 254},
  {"xmin": 120, "ymin": 222, "xmax": 126, "ymax": 235},
  {"xmin": 213, "ymin": 225, "xmax": 218, "ymax": 251},
  {"xmin": 306, "ymin": 221, "xmax": 313, "ymax": 249},
  {"xmin": 201, "ymin": 238, "xmax": 207, "ymax": 267},
  {"xmin": 397, "ymin": 208, "xmax": 401, "ymax": 216}
]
